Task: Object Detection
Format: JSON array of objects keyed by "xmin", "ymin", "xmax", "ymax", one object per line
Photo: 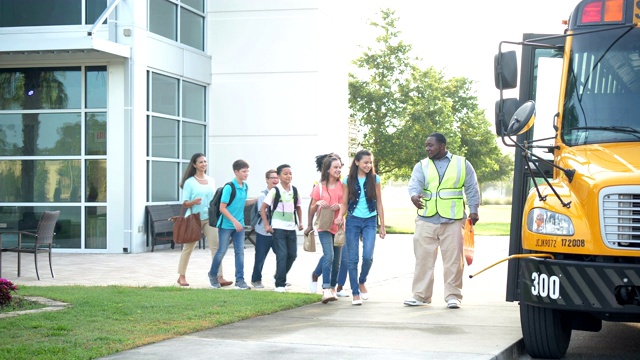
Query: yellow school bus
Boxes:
[{"xmin": 495, "ymin": 0, "xmax": 640, "ymax": 358}]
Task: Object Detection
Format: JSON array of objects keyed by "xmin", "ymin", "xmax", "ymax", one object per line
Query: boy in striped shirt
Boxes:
[{"xmin": 261, "ymin": 164, "xmax": 303, "ymax": 292}]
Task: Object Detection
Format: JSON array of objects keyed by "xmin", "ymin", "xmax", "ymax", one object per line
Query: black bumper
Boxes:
[{"xmin": 520, "ymin": 257, "xmax": 640, "ymax": 315}]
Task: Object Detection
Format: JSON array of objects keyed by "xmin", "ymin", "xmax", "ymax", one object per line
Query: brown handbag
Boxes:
[{"xmin": 172, "ymin": 208, "xmax": 202, "ymax": 244}]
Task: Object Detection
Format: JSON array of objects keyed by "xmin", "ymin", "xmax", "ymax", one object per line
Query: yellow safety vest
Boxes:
[{"xmin": 419, "ymin": 155, "xmax": 466, "ymax": 220}]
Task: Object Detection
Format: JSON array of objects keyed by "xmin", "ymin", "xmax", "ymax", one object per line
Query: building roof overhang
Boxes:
[{"xmin": 0, "ymin": 36, "xmax": 130, "ymax": 58}]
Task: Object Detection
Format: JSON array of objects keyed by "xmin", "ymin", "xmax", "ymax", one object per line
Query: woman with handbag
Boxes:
[
  {"xmin": 336, "ymin": 150, "xmax": 386, "ymax": 305},
  {"xmin": 176, "ymin": 153, "xmax": 232, "ymax": 287},
  {"xmin": 304, "ymin": 155, "xmax": 343, "ymax": 303}
]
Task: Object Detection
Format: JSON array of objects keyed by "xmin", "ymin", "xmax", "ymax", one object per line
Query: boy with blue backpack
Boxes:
[
  {"xmin": 250, "ymin": 169, "xmax": 279, "ymax": 288},
  {"xmin": 208, "ymin": 159, "xmax": 253, "ymax": 290}
]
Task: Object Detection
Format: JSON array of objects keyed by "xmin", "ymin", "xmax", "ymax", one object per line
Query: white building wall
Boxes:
[
  {"xmin": 125, "ymin": 1, "xmax": 213, "ymax": 253},
  {"xmin": 208, "ymin": 0, "xmax": 348, "ymax": 203}
]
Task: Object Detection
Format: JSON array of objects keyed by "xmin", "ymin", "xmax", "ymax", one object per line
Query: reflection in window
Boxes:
[
  {"xmin": 149, "ymin": 0, "xmax": 177, "ymax": 41},
  {"xmin": 0, "ymin": 113, "xmax": 81, "ymax": 156},
  {"xmin": 150, "ymin": 116, "xmax": 179, "ymax": 158},
  {"xmin": 86, "ymin": 113, "xmax": 107, "ymax": 155},
  {"xmin": 150, "ymin": 161, "xmax": 178, "ymax": 201},
  {"xmin": 86, "ymin": 206, "xmax": 107, "ymax": 249},
  {"xmin": 182, "ymin": 81, "xmax": 205, "ymax": 121},
  {"xmin": 0, "ymin": 65, "xmax": 109, "ymax": 250},
  {"xmin": 86, "ymin": 160, "xmax": 107, "ymax": 202},
  {"xmin": 86, "ymin": 66, "xmax": 107, "ymax": 109},
  {"xmin": 182, "ymin": 122, "xmax": 205, "ymax": 160},
  {"xmin": 150, "ymin": 73, "xmax": 179, "ymax": 116},
  {"xmin": 0, "ymin": 206, "xmax": 81, "ymax": 249},
  {"xmin": 0, "ymin": 160, "xmax": 81, "ymax": 202},
  {"xmin": 0, "ymin": 68, "xmax": 81, "ymax": 110}
]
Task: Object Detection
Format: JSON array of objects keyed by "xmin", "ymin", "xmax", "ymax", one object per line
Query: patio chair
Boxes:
[{"xmin": 0, "ymin": 210, "xmax": 60, "ymax": 280}]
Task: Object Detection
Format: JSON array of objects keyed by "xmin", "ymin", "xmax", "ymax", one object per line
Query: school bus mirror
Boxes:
[
  {"xmin": 495, "ymin": 98, "xmax": 521, "ymax": 136},
  {"xmin": 506, "ymin": 100, "xmax": 536, "ymax": 136},
  {"xmin": 494, "ymin": 50, "xmax": 517, "ymax": 90}
]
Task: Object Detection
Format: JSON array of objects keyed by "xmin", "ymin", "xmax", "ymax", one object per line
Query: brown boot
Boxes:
[{"xmin": 218, "ymin": 277, "xmax": 233, "ymax": 287}]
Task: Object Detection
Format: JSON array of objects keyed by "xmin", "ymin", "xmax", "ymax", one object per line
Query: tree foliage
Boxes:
[{"xmin": 349, "ymin": 9, "xmax": 512, "ymax": 185}]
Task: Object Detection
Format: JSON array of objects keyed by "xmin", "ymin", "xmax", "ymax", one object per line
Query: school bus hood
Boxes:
[{"xmin": 559, "ymin": 143, "xmax": 640, "ymax": 188}]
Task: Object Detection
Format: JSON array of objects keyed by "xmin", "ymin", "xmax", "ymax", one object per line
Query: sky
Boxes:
[{"xmin": 327, "ymin": 0, "xmax": 581, "ymax": 123}]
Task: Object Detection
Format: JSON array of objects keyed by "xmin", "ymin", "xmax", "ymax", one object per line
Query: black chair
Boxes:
[{"xmin": 0, "ymin": 210, "xmax": 60, "ymax": 280}]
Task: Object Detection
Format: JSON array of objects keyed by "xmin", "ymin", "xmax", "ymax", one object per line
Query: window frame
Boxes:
[
  {"xmin": 146, "ymin": 70, "xmax": 207, "ymax": 203},
  {"xmin": 148, "ymin": 0, "xmax": 206, "ymax": 52}
]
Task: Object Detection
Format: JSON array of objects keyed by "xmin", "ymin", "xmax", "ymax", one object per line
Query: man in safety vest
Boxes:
[{"xmin": 405, "ymin": 132, "xmax": 480, "ymax": 309}]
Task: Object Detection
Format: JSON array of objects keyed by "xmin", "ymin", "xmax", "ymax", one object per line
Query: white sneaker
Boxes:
[
  {"xmin": 309, "ymin": 274, "xmax": 318, "ymax": 293},
  {"xmin": 274, "ymin": 287, "xmax": 286, "ymax": 293},
  {"xmin": 336, "ymin": 290, "xmax": 350, "ymax": 297},
  {"xmin": 404, "ymin": 298, "xmax": 430, "ymax": 306},
  {"xmin": 447, "ymin": 299, "xmax": 461, "ymax": 309}
]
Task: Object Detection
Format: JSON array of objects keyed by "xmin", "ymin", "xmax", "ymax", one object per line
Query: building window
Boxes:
[
  {"xmin": 0, "ymin": 66, "xmax": 108, "ymax": 249},
  {"xmin": 149, "ymin": 0, "xmax": 205, "ymax": 51},
  {"xmin": 0, "ymin": 0, "xmax": 107, "ymax": 27},
  {"xmin": 147, "ymin": 71, "xmax": 206, "ymax": 202}
]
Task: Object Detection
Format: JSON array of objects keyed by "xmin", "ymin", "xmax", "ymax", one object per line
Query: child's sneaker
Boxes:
[
  {"xmin": 208, "ymin": 272, "xmax": 221, "ymax": 289},
  {"xmin": 235, "ymin": 280, "xmax": 251, "ymax": 290}
]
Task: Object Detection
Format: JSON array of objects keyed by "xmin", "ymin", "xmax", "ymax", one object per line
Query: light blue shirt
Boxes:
[
  {"xmin": 219, "ymin": 178, "xmax": 248, "ymax": 230},
  {"xmin": 343, "ymin": 174, "xmax": 380, "ymax": 218},
  {"xmin": 182, "ymin": 176, "xmax": 215, "ymax": 221}
]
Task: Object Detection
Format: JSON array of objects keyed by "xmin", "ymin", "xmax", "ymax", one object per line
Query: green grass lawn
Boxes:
[
  {"xmin": 0, "ymin": 286, "xmax": 320, "ymax": 360},
  {"xmin": 385, "ymin": 205, "xmax": 511, "ymax": 236}
]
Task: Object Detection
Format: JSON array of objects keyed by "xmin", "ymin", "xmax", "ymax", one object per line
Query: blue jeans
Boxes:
[
  {"xmin": 337, "ymin": 238, "xmax": 348, "ymax": 287},
  {"xmin": 209, "ymin": 227, "xmax": 245, "ymax": 282},
  {"xmin": 312, "ymin": 231, "xmax": 342, "ymax": 289},
  {"xmin": 273, "ymin": 229, "xmax": 297, "ymax": 288},
  {"xmin": 346, "ymin": 214, "xmax": 377, "ymax": 296},
  {"xmin": 251, "ymin": 233, "xmax": 274, "ymax": 283}
]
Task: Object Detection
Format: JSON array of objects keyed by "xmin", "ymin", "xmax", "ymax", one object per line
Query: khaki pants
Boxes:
[
  {"xmin": 411, "ymin": 219, "xmax": 464, "ymax": 303},
  {"xmin": 177, "ymin": 220, "xmax": 222, "ymax": 277}
]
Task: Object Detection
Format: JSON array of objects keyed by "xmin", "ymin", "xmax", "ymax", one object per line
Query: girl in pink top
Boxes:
[{"xmin": 305, "ymin": 156, "xmax": 343, "ymax": 303}]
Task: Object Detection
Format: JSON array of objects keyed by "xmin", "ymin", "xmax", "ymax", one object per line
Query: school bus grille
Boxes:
[{"xmin": 601, "ymin": 188, "xmax": 640, "ymax": 250}]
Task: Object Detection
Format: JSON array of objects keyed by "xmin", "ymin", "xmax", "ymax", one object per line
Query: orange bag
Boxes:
[{"xmin": 463, "ymin": 218, "xmax": 474, "ymax": 266}]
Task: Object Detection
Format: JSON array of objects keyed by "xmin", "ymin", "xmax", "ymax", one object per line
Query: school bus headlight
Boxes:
[{"xmin": 527, "ymin": 209, "xmax": 575, "ymax": 236}]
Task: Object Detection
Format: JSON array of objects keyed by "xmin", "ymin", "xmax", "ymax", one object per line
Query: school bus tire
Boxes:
[{"xmin": 520, "ymin": 302, "xmax": 572, "ymax": 359}]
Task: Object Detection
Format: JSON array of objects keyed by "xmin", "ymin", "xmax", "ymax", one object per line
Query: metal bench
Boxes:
[
  {"xmin": 146, "ymin": 204, "xmax": 205, "ymax": 252},
  {"xmin": 146, "ymin": 205, "xmax": 176, "ymax": 252}
]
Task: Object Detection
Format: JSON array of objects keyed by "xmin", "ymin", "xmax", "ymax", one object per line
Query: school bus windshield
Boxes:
[{"xmin": 561, "ymin": 27, "xmax": 640, "ymax": 146}]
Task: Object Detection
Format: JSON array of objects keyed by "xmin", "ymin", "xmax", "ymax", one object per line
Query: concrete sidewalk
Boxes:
[{"xmin": 1, "ymin": 235, "xmax": 524, "ymax": 359}]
